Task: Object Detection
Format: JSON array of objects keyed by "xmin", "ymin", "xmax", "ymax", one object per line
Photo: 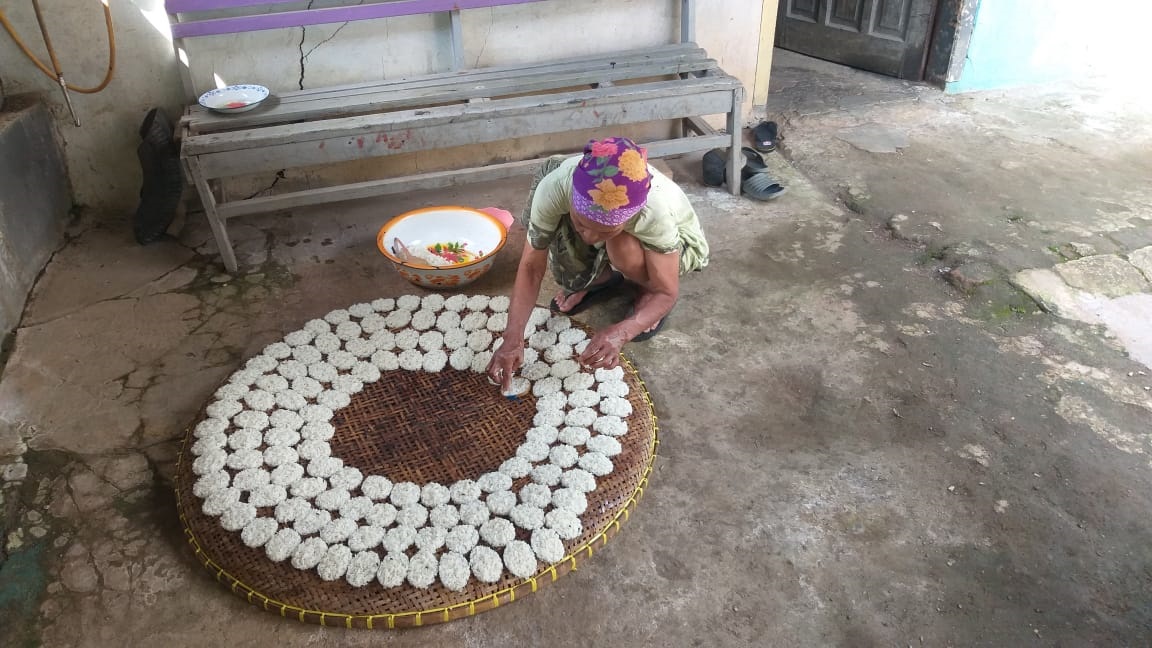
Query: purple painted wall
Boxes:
[{"xmin": 169, "ymin": 0, "xmax": 550, "ymax": 38}]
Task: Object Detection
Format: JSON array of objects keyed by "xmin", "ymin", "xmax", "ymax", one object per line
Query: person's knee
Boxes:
[{"xmin": 607, "ymin": 234, "xmax": 647, "ymax": 283}]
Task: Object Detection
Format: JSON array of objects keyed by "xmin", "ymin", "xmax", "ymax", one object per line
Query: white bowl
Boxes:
[
  {"xmin": 198, "ymin": 84, "xmax": 270, "ymax": 114},
  {"xmin": 377, "ymin": 206, "xmax": 508, "ymax": 289}
]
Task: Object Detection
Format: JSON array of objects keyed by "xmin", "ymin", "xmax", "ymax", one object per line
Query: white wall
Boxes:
[
  {"xmin": 948, "ymin": 0, "xmax": 1152, "ymax": 93},
  {"xmin": 187, "ymin": 0, "xmax": 761, "ymax": 101},
  {"xmin": 0, "ymin": 0, "xmax": 185, "ymax": 214},
  {"xmin": 1, "ymin": 0, "xmax": 762, "ymax": 213}
]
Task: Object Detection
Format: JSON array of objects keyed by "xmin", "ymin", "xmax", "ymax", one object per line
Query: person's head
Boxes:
[{"xmin": 570, "ymin": 137, "xmax": 651, "ymax": 244}]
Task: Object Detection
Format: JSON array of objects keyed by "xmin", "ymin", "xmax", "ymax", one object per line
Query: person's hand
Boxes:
[
  {"xmin": 486, "ymin": 340, "xmax": 524, "ymax": 392},
  {"xmin": 578, "ymin": 325, "xmax": 630, "ymax": 370}
]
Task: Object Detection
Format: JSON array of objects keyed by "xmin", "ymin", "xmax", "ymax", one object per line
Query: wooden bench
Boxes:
[{"xmin": 166, "ymin": 0, "xmax": 744, "ymax": 272}]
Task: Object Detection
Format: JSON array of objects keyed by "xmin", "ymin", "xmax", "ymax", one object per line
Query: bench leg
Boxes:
[
  {"xmin": 185, "ymin": 156, "xmax": 240, "ymax": 273},
  {"xmin": 727, "ymin": 88, "xmax": 744, "ymax": 197}
]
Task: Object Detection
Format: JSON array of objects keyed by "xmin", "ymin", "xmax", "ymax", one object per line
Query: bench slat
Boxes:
[
  {"xmin": 187, "ymin": 75, "xmax": 738, "ymax": 153},
  {"xmin": 187, "ymin": 58, "xmax": 720, "ymax": 133},
  {"xmin": 186, "ymin": 46, "xmax": 711, "ymax": 131},
  {"xmin": 170, "ymin": 0, "xmax": 549, "ymax": 38},
  {"xmin": 218, "ymin": 159, "xmax": 545, "ymax": 219},
  {"xmin": 196, "ymin": 87, "xmax": 736, "ymax": 178},
  {"xmin": 191, "ymin": 80, "xmax": 739, "ymax": 177},
  {"xmin": 186, "ymin": 44, "xmax": 707, "ymax": 129},
  {"xmin": 215, "ymin": 132, "xmax": 730, "ymax": 220}
]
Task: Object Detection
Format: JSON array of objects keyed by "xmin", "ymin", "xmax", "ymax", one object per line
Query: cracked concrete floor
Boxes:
[{"xmin": 2, "ymin": 68, "xmax": 1152, "ymax": 646}]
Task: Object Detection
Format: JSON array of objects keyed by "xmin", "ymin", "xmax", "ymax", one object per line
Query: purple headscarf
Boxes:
[{"xmin": 571, "ymin": 137, "xmax": 652, "ymax": 226}]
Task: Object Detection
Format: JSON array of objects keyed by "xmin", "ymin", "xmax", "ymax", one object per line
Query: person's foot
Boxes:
[
  {"xmin": 550, "ymin": 269, "xmax": 624, "ymax": 314},
  {"xmin": 628, "ymin": 289, "xmax": 666, "ymax": 339},
  {"xmin": 552, "ymin": 290, "xmax": 589, "ymax": 313}
]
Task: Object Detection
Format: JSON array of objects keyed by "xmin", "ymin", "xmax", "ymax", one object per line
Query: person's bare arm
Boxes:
[
  {"xmin": 487, "ymin": 243, "xmax": 549, "ymax": 390},
  {"xmin": 579, "ymin": 249, "xmax": 679, "ymax": 369}
]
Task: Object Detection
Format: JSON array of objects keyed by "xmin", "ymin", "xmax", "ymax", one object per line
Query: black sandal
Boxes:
[
  {"xmin": 742, "ymin": 172, "xmax": 787, "ymax": 201},
  {"xmin": 627, "ymin": 306, "xmax": 671, "ymax": 342},
  {"xmin": 741, "ymin": 147, "xmax": 769, "ymax": 177},
  {"xmin": 752, "ymin": 121, "xmax": 779, "ymax": 153}
]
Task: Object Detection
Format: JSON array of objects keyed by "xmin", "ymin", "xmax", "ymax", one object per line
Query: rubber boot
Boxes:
[{"xmin": 134, "ymin": 108, "xmax": 184, "ymax": 244}]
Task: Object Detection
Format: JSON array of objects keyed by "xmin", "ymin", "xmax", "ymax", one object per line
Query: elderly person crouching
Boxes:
[{"xmin": 487, "ymin": 137, "xmax": 709, "ymax": 391}]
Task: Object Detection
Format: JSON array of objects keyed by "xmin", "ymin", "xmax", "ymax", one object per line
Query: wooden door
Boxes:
[{"xmin": 776, "ymin": 0, "xmax": 938, "ymax": 80}]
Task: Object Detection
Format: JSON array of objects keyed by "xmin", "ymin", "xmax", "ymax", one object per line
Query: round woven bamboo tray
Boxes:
[{"xmin": 173, "ymin": 318, "xmax": 658, "ymax": 629}]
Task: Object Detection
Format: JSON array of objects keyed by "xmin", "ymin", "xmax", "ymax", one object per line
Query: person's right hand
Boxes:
[{"xmin": 486, "ymin": 340, "xmax": 524, "ymax": 393}]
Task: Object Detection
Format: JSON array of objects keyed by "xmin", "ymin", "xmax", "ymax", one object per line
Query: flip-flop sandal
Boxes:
[
  {"xmin": 741, "ymin": 147, "xmax": 770, "ymax": 178},
  {"xmin": 629, "ymin": 307, "xmax": 670, "ymax": 342},
  {"xmin": 742, "ymin": 172, "xmax": 787, "ymax": 201},
  {"xmin": 549, "ymin": 271, "xmax": 625, "ymax": 314},
  {"xmin": 752, "ymin": 121, "xmax": 779, "ymax": 153}
]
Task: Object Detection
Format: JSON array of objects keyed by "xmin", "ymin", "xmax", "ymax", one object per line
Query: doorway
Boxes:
[{"xmin": 775, "ymin": 0, "xmax": 939, "ymax": 81}]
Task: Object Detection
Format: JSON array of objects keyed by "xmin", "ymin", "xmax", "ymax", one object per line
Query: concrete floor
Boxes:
[{"xmin": 2, "ymin": 53, "xmax": 1152, "ymax": 646}]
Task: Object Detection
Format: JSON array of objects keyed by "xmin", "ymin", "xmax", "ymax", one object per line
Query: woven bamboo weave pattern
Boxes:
[
  {"xmin": 330, "ymin": 370, "xmax": 534, "ymax": 484},
  {"xmin": 174, "ymin": 325, "xmax": 657, "ymax": 628}
]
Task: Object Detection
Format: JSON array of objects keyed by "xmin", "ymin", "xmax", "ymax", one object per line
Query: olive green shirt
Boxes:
[{"xmin": 526, "ymin": 156, "xmax": 710, "ymax": 273}]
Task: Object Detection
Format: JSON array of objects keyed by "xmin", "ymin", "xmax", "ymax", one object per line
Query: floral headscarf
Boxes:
[{"xmin": 571, "ymin": 137, "xmax": 651, "ymax": 226}]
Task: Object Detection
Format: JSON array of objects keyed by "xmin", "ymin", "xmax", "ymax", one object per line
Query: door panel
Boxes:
[
  {"xmin": 874, "ymin": 0, "xmax": 911, "ymax": 39},
  {"xmin": 828, "ymin": 0, "xmax": 865, "ymax": 31},
  {"xmin": 776, "ymin": 0, "xmax": 937, "ymax": 79}
]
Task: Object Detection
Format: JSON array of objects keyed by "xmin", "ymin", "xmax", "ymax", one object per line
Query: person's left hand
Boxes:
[{"xmin": 579, "ymin": 325, "xmax": 630, "ymax": 370}]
